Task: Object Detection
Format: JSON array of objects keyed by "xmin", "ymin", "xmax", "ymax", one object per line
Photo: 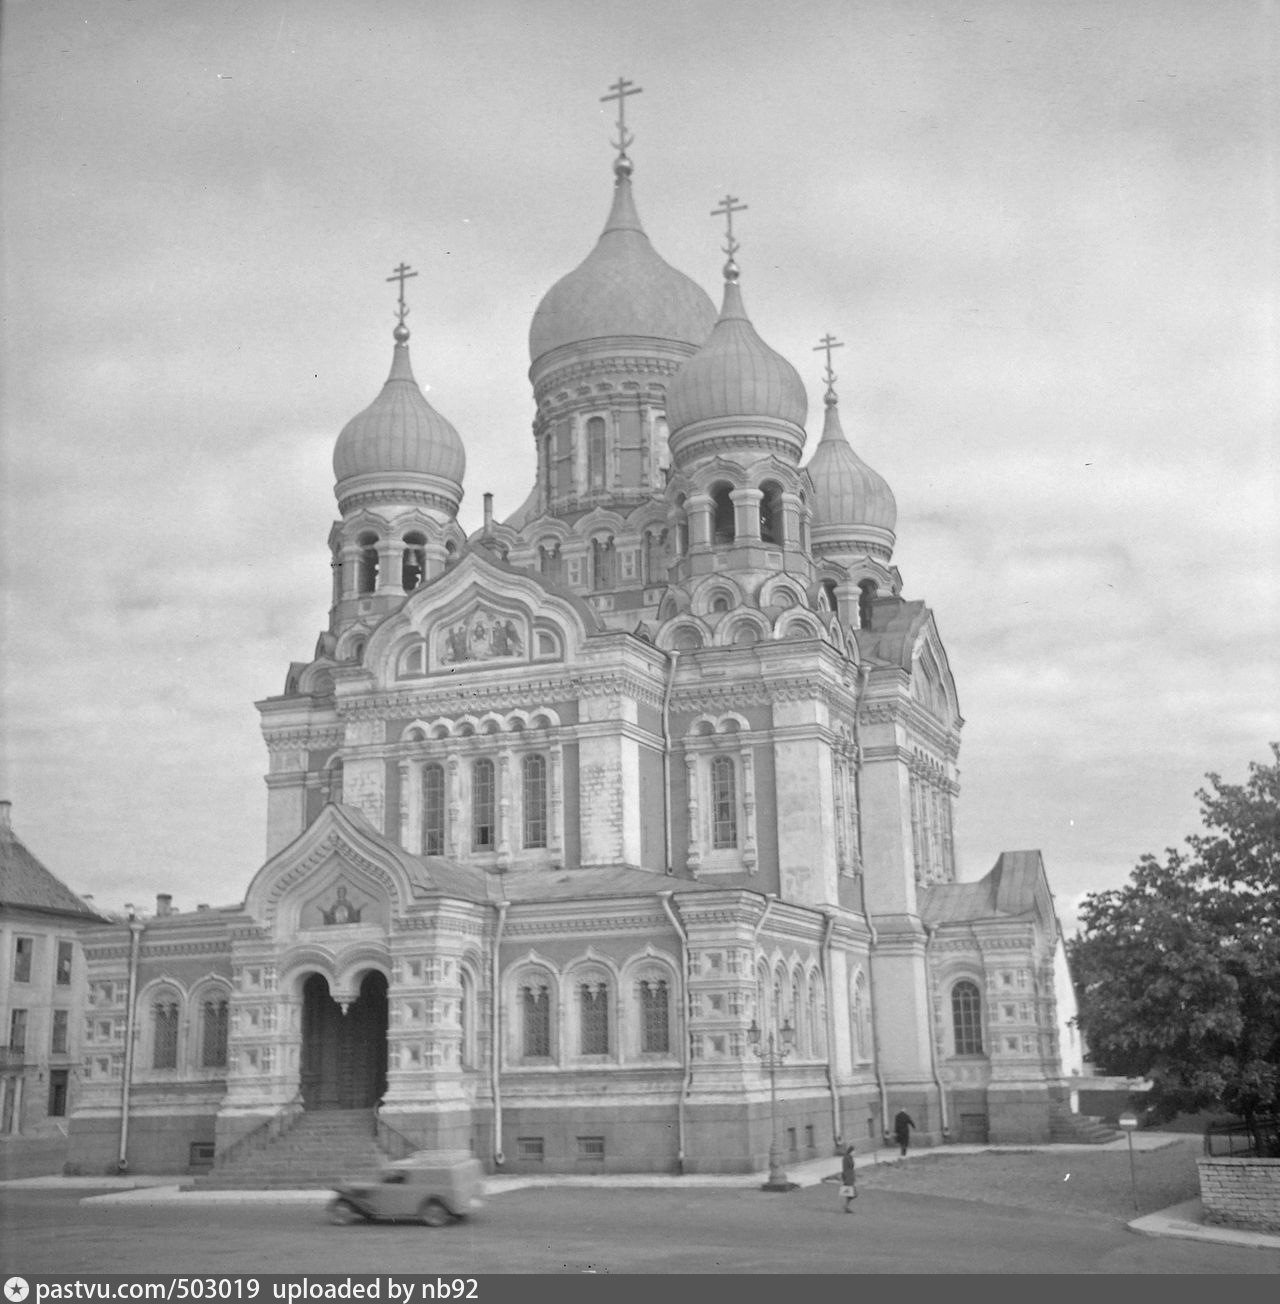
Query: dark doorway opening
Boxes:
[{"xmin": 300, "ymin": 971, "xmax": 388, "ymax": 1110}]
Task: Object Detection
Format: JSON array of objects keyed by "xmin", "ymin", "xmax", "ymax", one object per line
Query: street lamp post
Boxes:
[{"xmin": 749, "ymin": 1017, "xmax": 797, "ymax": 1192}]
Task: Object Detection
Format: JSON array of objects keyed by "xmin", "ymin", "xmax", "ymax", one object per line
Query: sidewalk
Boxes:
[{"xmin": 5, "ymin": 1134, "xmax": 1277, "ymax": 1253}]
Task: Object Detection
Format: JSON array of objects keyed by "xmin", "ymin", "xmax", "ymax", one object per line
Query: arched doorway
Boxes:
[{"xmin": 300, "ymin": 971, "xmax": 388, "ymax": 1110}]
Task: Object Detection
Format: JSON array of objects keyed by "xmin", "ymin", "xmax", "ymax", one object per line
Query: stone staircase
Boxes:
[
  {"xmin": 199, "ymin": 1108, "xmax": 390, "ymax": 1188},
  {"xmin": 1048, "ymin": 1100, "xmax": 1121, "ymax": 1144}
]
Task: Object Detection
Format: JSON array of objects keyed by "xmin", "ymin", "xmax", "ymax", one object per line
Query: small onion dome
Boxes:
[
  {"xmin": 529, "ymin": 168, "xmax": 716, "ymax": 367},
  {"xmin": 333, "ymin": 330, "xmax": 466, "ymax": 511},
  {"xmin": 807, "ymin": 394, "xmax": 897, "ymax": 556},
  {"xmin": 666, "ymin": 277, "xmax": 809, "ymax": 465}
]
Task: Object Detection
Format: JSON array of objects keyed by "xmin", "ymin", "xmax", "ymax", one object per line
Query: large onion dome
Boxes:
[
  {"xmin": 666, "ymin": 269, "xmax": 808, "ymax": 467},
  {"xmin": 528, "ymin": 162, "xmax": 716, "ymax": 368},
  {"xmin": 807, "ymin": 390, "xmax": 896, "ymax": 559},
  {"xmin": 333, "ymin": 324, "xmax": 466, "ymax": 514}
]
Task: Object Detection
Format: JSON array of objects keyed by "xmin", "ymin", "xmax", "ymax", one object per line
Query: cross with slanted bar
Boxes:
[
  {"xmin": 601, "ymin": 77, "xmax": 642, "ymax": 158},
  {"xmin": 386, "ymin": 262, "xmax": 419, "ymax": 325},
  {"xmin": 814, "ymin": 333, "xmax": 845, "ymax": 394},
  {"xmin": 712, "ymin": 194, "xmax": 748, "ymax": 259}
]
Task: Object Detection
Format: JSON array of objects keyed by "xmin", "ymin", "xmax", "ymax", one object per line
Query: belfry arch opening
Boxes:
[{"xmin": 300, "ymin": 970, "xmax": 388, "ymax": 1110}]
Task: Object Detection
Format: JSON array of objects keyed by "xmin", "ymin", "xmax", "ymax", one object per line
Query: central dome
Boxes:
[{"xmin": 528, "ymin": 171, "xmax": 716, "ymax": 365}]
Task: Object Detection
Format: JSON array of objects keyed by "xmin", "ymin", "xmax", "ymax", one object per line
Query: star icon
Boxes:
[{"xmin": 5, "ymin": 1279, "xmax": 30, "ymax": 1302}]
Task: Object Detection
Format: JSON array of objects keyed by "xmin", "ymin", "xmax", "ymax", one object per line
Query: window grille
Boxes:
[
  {"xmin": 422, "ymin": 763, "xmax": 445, "ymax": 855},
  {"xmin": 523, "ymin": 754, "xmax": 548, "ymax": 849},
  {"xmin": 640, "ymin": 979, "xmax": 669, "ymax": 1053},
  {"xmin": 522, "ymin": 985, "xmax": 550, "ymax": 1058},
  {"xmin": 579, "ymin": 982, "xmax": 609, "ymax": 1055},
  {"xmin": 576, "ymin": 1136, "xmax": 605, "ymax": 1160},
  {"xmin": 711, "ymin": 755, "xmax": 737, "ymax": 849},
  {"xmin": 201, "ymin": 998, "xmax": 229, "ymax": 1069},
  {"xmin": 153, "ymin": 1001, "xmax": 179, "ymax": 1069},
  {"xmin": 516, "ymin": 1136, "xmax": 544, "ymax": 1161},
  {"xmin": 951, "ymin": 980, "xmax": 984, "ymax": 1055},
  {"xmin": 472, "ymin": 759, "xmax": 495, "ymax": 850}
]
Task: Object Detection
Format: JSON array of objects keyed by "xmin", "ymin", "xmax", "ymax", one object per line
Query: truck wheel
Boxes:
[
  {"xmin": 327, "ymin": 1199, "xmax": 362, "ymax": 1225},
  {"xmin": 420, "ymin": 1199, "xmax": 451, "ymax": 1227}
]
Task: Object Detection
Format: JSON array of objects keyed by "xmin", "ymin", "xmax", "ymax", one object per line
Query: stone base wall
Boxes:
[
  {"xmin": 67, "ymin": 1111, "xmax": 216, "ymax": 1176},
  {"xmin": 985, "ymin": 1085, "xmax": 1052, "ymax": 1144},
  {"xmin": 1197, "ymin": 1156, "xmax": 1280, "ymax": 1233}
]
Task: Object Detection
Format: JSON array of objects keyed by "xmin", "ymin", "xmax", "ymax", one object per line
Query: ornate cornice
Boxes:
[
  {"xmin": 535, "ymin": 355, "xmax": 681, "ymax": 404},
  {"xmin": 337, "ymin": 488, "xmax": 459, "ymax": 516},
  {"xmin": 263, "ymin": 727, "xmax": 344, "ymax": 753}
]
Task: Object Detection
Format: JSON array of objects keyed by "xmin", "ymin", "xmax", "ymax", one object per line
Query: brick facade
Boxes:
[{"xmin": 1197, "ymin": 1156, "xmax": 1280, "ymax": 1233}]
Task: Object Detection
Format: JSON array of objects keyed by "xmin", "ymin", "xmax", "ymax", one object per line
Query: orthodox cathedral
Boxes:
[{"xmin": 68, "ymin": 89, "xmax": 1083, "ymax": 1177}]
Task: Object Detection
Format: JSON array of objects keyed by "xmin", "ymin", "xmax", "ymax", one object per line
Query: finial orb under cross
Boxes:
[
  {"xmin": 814, "ymin": 333, "xmax": 845, "ymax": 405},
  {"xmin": 601, "ymin": 76, "xmax": 642, "ymax": 173},
  {"xmin": 711, "ymin": 194, "xmax": 748, "ymax": 280},
  {"xmin": 386, "ymin": 261, "xmax": 419, "ymax": 340}
]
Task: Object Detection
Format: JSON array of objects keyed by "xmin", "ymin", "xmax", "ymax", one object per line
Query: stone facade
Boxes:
[
  {"xmin": 66, "ymin": 117, "xmax": 1082, "ymax": 1177},
  {"xmin": 1197, "ymin": 1157, "xmax": 1280, "ymax": 1233}
]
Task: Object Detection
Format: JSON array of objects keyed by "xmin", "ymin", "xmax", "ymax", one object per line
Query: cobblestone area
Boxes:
[{"xmin": 855, "ymin": 1135, "xmax": 1203, "ymax": 1221}]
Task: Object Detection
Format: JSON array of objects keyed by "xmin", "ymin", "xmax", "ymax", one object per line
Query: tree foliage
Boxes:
[{"xmin": 1069, "ymin": 744, "xmax": 1280, "ymax": 1124}]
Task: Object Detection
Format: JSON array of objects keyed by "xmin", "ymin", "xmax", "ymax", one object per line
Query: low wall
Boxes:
[{"xmin": 1197, "ymin": 1156, "xmax": 1280, "ymax": 1233}]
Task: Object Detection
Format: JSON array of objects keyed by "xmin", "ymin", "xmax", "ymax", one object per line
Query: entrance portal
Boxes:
[{"xmin": 300, "ymin": 971, "xmax": 388, "ymax": 1110}]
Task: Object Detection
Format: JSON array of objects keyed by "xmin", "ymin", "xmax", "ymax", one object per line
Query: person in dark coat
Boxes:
[
  {"xmin": 893, "ymin": 1109, "xmax": 916, "ymax": 1156},
  {"xmin": 840, "ymin": 1145, "xmax": 857, "ymax": 1213}
]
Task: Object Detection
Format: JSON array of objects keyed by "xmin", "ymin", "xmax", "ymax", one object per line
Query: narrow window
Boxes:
[
  {"xmin": 201, "ymin": 998, "xmax": 229, "ymax": 1069},
  {"xmin": 759, "ymin": 481, "xmax": 783, "ymax": 544},
  {"xmin": 522, "ymin": 984, "xmax": 550, "ymax": 1058},
  {"xmin": 8, "ymin": 1009, "xmax": 27, "ymax": 1053},
  {"xmin": 640, "ymin": 979, "xmax": 670, "ymax": 1054},
  {"xmin": 711, "ymin": 755, "xmax": 738, "ymax": 849},
  {"xmin": 471, "ymin": 758, "xmax": 495, "ymax": 850},
  {"xmin": 859, "ymin": 580, "xmax": 876, "ymax": 630},
  {"xmin": 580, "ymin": 982, "xmax": 609, "ymax": 1055},
  {"xmin": 12, "ymin": 937, "xmax": 32, "ymax": 984},
  {"xmin": 592, "ymin": 536, "xmax": 614, "ymax": 590},
  {"xmin": 587, "ymin": 416, "xmax": 607, "ymax": 491},
  {"xmin": 459, "ymin": 970, "xmax": 475, "ymax": 1069},
  {"xmin": 401, "ymin": 532, "xmax": 426, "ymax": 591},
  {"xmin": 711, "ymin": 483, "xmax": 736, "ymax": 543},
  {"xmin": 56, "ymin": 941, "xmax": 73, "ymax": 986},
  {"xmin": 422, "ymin": 763, "xmax": 445, "ymax": 855},
  {"xmin": 51, "ymin": 1009, "xmax": 69, "ymax": 1055},
  {"xmin": 952, "ymin": 980, "xmax": 984, "ymax": 1056},
  {"xmin": 357, "ymin": 534, "xmax": 379, "ymax": 594},
  {"xmin": 153, "ymin": 1000, "xmax": 179, "ymax": 1069},
  {"xmin": 523, "ymin": 754, "xmax": 548, "ymax": 849}
]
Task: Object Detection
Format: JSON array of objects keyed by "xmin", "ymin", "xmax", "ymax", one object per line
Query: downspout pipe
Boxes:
[
  {"xmin": 662, "ymin": 651, "xmax": 679, "ymax": 873},
  {"xmin": 818, "ymin": 910, "xmax": 842, "ymax": 1151},
  {"xmin": 490, "ymin": 900, "xmax": 509, "ymax": 1168},
  {"xmin": 923, "ymin": 923, "xmax": 950, "ymax": 1139},
  {"xmin": 659, "ymin": 892, "xmax": 691, "ymax": 1175},
  {"xmin": 117, "ymin": 913, "xmax": 143, "ymax": 1174},
  {"xmin": 864, "ymin": 915, "xmax": 891, "ymax": 1145}
]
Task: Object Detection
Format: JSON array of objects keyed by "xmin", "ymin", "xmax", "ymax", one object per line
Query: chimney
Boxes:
[
  {"xmin": 483, "ymin": 492, "xmax": 494, "ymax": 535},
  {"xmin": 156, "ymin": 893, "xmax": 173, "ymax": 918},
  {"xmin": 0, "ymin": 800, "xmax": 11, "ymax": 836}
]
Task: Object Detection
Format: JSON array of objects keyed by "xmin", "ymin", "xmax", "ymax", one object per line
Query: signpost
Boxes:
[{"xmin": 1118, "ymin": 1110, "xmax": 1140, "ymax": 1211}]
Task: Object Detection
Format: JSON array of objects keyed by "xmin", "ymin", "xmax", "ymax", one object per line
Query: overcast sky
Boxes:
[{"xmin": 2, "ymin": 0, "xmax": 1276, "ymax": 932}]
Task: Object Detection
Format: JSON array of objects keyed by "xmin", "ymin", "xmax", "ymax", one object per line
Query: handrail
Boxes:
[
  {"xmin": 215, "ymin": 1103, "xmax": 302, "ymax": 1169},
  {"xmin": 375, "ymin": 1114, "xmax": 421, "ymax": 1161}
]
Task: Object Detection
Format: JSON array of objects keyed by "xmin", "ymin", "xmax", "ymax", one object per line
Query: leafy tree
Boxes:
[{"xmin": 1070, "ymin": 744, "xmax": 1280, "ymax": 1136}]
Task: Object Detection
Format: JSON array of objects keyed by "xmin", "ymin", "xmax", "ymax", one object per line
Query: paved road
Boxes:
[{"xmin": 3, "ymin": 1184, "xmax": 1277, "ymax": 1275}]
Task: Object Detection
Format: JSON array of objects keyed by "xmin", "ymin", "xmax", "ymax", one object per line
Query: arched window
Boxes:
[
  {"xmin": 523, "ymin": 754, "xmax": 548, "ymax": 849},
  {"xmin": 592, "ymin": 536, "xmax": 615, "ymax": 590},
  {"xmin": 402, "ymin": 533, "xmax": 426, "ymax": 590},
  {"xmin": 820, "ymin": 579, "xmax": 838, "ymax": 612},
  {"xmin": 791, "ymin": 974, "xmax": 804, "ymax": 1054},
  {"xmin": 326, "ymin": 759, "xmax": 344, "ymax": 804},
  {"xmin": 587, "ymin": 416, "xmax": 607, "ymax": 491},
  {"xmin": 458, "ymin": 968, "xmax": 476, "ymax": 1069},
  {"xmin": 639, "ymin": 977, "xmax": 670, "ymax": 1054},
  {"xmin": 711, "ymin": 756, "xmax": 737, "ymax": 849},
  {"xmin": 642, "ymin": 529, "xmax": 666, "ymax": 585},
  {"xmin": 579, "ymin": 979, "xmax": 610, "ymax": 1055},
  {"xmin": 200, "ymin": 994, "xmax": 229, "ymax": 1069},
  {"xmin": 357, "ymin": 533, "xmax": 379, "ymax": 594},
  {"xmin": 538, "ymin": 542, "xmax": 561, "ymax": 584},
  {"xmin": 520, "ymin": 977, "xmax": 551, "ymax": 1059},
  {"xmin": 851, "ymin": 970, "xmax": 871, "ymax": 1062},
  {"xmin": 711, "ymin": 483, "xmax": 736, "ymax": 544},
  {"xmin": 471, "ymin": 759, "xmax": 495, "ymax": 850},
  {"xmin": 152, "ymin": 998, "xmax": 179, "ymax": 1070},
  {"xmin": 808, "ymin": 971, "xmax": 825, "ymax": 1059},
  {"xmin": 952, "ymin": 980, "xmax": 984, "ymax": 1056},
  {"xmin": 759, "ymin": 481, "xmax": 783, "ymax": 544},
  {"xmin": 422, "ymin": 763, "xmax": 445, "ymax": 855}
]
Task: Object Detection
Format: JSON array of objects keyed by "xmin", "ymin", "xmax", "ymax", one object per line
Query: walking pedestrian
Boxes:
[
  {"xmin": 893, "ymin": 1109, "xmax": 916, "ymax": 1157},
  {"xmin": 839, "ymin": 1144, "xmax": 857, "ymax": 1213}
]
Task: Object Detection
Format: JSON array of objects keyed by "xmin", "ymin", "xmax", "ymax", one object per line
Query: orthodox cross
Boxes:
[
  {"xmin": 600, "ymin": 76, "xmax": 642, "ymax": 159},
  {"xmin": 386, "ymin": 261, "xmax": 418, "ymax": 327},
  {"xmin": 814, "ymin": 333, "xmax": 845, "ymax": 398},
  {"xmin": 711, "ymin": 194, "xmax": 748, "ymax": 263}
]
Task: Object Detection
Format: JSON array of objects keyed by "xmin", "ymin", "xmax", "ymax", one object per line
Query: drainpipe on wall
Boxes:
[
  {"xmin": 662, "ymin": 651, "xmax": 679, "ymax": 873},
  {"xmin": 818, "ymin": 910, "xmax": 842, "ymax": 1151},
  {"xmin": 659, "ymin": 892, "xmax": 691, "ymax": 1175},
  {"xmin": 923, "ymin": 923, "xmax": 950, "ymax": 1140},
  {"xmin": 852, "ymin": 663, "xmax": 870, "ymax": 869},
  {"xmin": 117, "ymin": 912, "xmax": 143, "ymax": 1174},
  {"xmin": 864, "ymin": 915, "xmax": 890, "ymax": 1144},
  {"xmin": 490, "ymin": 900, "xmax": 509, "ymax": 1168}
]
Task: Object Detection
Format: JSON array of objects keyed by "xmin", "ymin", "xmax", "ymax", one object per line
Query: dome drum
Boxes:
[{"xmin": 668, "ymin": 417, "xmax": 807, "ymax": 471}]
